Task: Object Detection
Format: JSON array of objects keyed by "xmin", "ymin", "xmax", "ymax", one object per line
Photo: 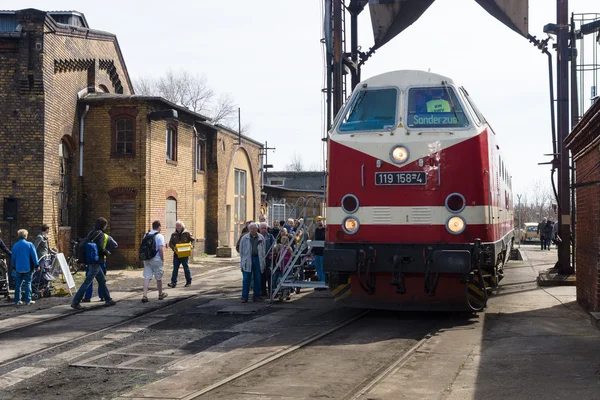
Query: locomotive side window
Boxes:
[
  {"xmin": 338, "ymin": 88, "xmax": 398, "ymax": 133},
  {"xmin": 407, "ymin": 87, "xmax": 468, "ymax": 128}
]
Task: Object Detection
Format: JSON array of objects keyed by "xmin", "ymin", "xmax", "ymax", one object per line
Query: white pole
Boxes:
[{"xmin": 517, "ymin": 194, "xmax": 522, "ymax": 248}]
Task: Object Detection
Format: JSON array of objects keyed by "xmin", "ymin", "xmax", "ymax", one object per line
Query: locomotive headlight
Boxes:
[
  {"xmin": 342, "ymin": 216, "xmax": 360, "ymax": 235},
  {"xmin": 446, "ymin": 216, "xmax": 466, "ymax": 235},
  {"xmin": 390, "ymin": 145, "xmax": 409, "ymax": 164}
]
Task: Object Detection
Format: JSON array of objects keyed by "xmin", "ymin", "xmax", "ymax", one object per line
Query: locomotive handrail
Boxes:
[{"xmin": 484, "ymin": 169, "xmax": 492, "ymax": 231}]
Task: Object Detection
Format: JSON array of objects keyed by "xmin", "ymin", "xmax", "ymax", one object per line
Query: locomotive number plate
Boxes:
[{"xmin": 375, "ymin": 172, "xmax": 427, "ymax": 185}]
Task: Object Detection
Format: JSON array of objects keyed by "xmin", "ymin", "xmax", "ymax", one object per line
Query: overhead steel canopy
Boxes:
[{"xmin": 368, "ymin": 0, "xmax": 528, "ymax": 50}]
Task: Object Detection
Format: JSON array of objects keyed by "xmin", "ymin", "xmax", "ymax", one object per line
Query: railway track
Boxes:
[{"xmin": 183, "ymin": 311, "xmax": 446, "ymax": 400}]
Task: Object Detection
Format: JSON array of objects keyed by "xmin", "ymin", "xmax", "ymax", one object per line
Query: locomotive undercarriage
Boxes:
[{"xmin": 324, "ymin": 234, "xmax": 513, "ymax": 311}]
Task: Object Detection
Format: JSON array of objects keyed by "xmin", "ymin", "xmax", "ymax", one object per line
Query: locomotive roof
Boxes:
[{"xmin": 361, "ymin": 70, "xmax": 455, "ymax": 88}]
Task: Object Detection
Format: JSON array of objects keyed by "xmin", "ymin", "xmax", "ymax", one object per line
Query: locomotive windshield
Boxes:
[
  {"xmin": 407, "ymin": 87, "xmax": 469, "ymax": 129},
  {"xmin": 338, "ymin": 88, "xmax": 398, "ymax": 133}
]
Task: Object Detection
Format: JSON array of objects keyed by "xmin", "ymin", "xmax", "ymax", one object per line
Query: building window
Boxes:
[
  {"xmin": 110, "ymin": 196, "xmax": 136, "ymax": 248},
  {"xmin": 166, "ymin": 125, "xmax": 177, "ymax": 161},
  {"xmin": 196, "ymin": 141, "xmax": 204, "ymax": 171},
  {"xmin": 58, "ymin": 140, "xmax": 71, "ymax": 226},
  {"xmin": 109, "ymin": 107, "xmax": 138, "ymax": 157},
  {"xmin": 115, "ymin": 118, "xmax": 134, "ymax": 154},
  {"xmin": 234, "ymin": 169, "xmax": 247, "ymax": 244},
  {"xmin": 268, "ymin": 178, "xmax": 285, "ymax": 187}
]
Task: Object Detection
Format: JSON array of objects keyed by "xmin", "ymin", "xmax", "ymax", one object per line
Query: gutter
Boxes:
[{"xmin": 79, "ymin": 105, "xmax": 90, "ymax": 176}]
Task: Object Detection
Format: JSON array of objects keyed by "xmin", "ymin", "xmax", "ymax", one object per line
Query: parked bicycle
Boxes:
[{"xmin": 68, "ymin": 239, "xmax": 84, "ymax": 275}]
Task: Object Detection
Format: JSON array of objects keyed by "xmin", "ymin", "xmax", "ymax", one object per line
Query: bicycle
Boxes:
[{"xmin": 68, "ymin": 239, "xmax": 84, "ymax": 275}]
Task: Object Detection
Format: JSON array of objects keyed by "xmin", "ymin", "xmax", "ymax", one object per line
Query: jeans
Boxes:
[
  {"xmin": 85, "ymin": 264, "xmax": 106, "ymax": 300},
  {"xmin": 242, "ymin": 256, "xmax": 262, "ymax": 300},
  {"xmin": 14, "ymin": 271, "xmax": 33, "ymax": 304},
  {"xmin": 314, "ymin": 255, "xmax": 325, "ymax": 282},
  {"xmin": 73, "ymin": 264, "xmax": 112, "ymax": 305},
  {"xmin": 171, "ymin": 256, "xmax": 192, "ymax": 285}
]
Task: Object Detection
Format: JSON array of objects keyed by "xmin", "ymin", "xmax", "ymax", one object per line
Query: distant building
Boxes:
[
  {"xmin": 262, "ymin": 171, "xmax": 326, "ymax": 231},
  {"xmin": 0, "ymin": 9, "xmax": 262, "ymax": 265}
]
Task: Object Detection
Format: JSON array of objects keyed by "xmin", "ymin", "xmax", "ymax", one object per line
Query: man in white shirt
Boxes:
[{"xmin": 141, "ymin": 220, "xmax": 168, "ymax": 303}]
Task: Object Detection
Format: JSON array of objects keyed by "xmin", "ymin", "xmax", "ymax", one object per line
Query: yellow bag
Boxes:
[{"xmin": 175, "ymin": 243, "xmax": 192, "ymax": 258}]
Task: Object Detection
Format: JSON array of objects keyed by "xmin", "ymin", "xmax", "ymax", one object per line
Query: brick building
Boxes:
[
  {"xmin": 565, "ymin": 99, "xmax": 600, "ymax": 311},
  {"xmin": 0, "ymin": 9, "xmax": 263, "ymax": 266},
  {"xmin": 262, "ymin": 171, "xmax": 326, "ymax": 234}
]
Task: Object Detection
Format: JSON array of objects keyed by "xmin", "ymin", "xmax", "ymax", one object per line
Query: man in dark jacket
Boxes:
[
  {"xmin": 543, "ymin": 220, "xmax": 554, "ymax": 251},
  {"xmin": 168, "ymin": 220, "xmax": 194, "ymax": 288},
  {"xmin": 71, "ymin": 218, "xmax": 117, "ymax": 310},
  {"xmin": 313, "ymin": 217, "xmax": 326, "ymax": 285},
  {"xmin": 537, "ymin": 218, "xmax": 547, "ymax": 250}
]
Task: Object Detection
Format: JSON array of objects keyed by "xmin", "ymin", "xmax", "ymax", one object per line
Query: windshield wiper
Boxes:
[{"xmin": 441, "ymin": 81, "xmax": 461, "ymax": 125}]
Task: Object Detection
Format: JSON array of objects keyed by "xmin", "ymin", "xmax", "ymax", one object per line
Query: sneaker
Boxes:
[
  {"xmin": 184, "ymin": 282, "xmax": 191, "ymax": 287},
  {"xmin": 141, "ymin": 296, "xmax": 149, "ymax": 303},
  {"xmin": 105, "ymin": 300, "xmax": 117, "ymax": 306},
  {"xmin": 26, "ymin": 301, "xmax": 35, "ymax": 305},
  {"xmin": 82, "ymin": 298, "xmax": 91, "ymax": 303},
  {"xmin": 71, "ymin": 303, "xmax": 85, "ymax": 310},
  {"xmin": 15, "ymin": 301, "xmax": 23, "ymax": 305},
  {"xmin": 158, "ymin": 293, "xmax": 168, "ymax": 300},
  {"xmin": 167, "ymin": 283, "xmax": 176, "ymax": 288},
  {"xmin": 99, "ymin": 298, "xmax": 105, "ymax": 302},
  {"xmin": 241, "ymin": 298, "xmax": 248, "ymax": 303}
]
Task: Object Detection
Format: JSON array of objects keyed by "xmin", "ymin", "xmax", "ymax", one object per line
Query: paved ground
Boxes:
[{"xmin": 0, "ymin": 247, "xmax": 598, "ymax": 400}]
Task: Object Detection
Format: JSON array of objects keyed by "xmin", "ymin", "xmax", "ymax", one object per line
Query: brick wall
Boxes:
[
  {"xmin": 567, "ymin": 101, "xmax": 600, "ymax": 312},
  {"xmin": 0, "ymin": 11, "xmax": 46, "ymax": 248}
]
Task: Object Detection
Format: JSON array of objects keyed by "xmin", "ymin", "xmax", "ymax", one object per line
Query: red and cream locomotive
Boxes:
[{"xmin": 324, "ymin": 70, "xmax": 514, "ymax": 311}]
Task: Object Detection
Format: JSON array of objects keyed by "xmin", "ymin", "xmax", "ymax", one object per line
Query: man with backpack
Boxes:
[
  {"xmin": 140, "ymin": 220, "xmax": 168, "ymax": 303},
  {"xmin": 71, "ymin": 218, "xmax": 117, "ymax": 310}
]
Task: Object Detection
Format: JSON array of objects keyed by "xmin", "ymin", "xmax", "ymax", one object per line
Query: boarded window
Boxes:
[{"xmin": 110, "ymin": 197, "xmax": 135, "ymax": 247}]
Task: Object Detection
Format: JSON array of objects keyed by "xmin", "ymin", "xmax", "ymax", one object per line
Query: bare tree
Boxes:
[
  {"xmin": 211, "ymin": 93, "xmax": 237, "ymax": 125},
  {"xmin": 132, "ymin": 69, "xmax": 249, "ymax": 134},
  {"xmin": 133, "ymin": 76, "xmax": 158, "ymax": 96},
  {"xmin": 286, "ymin": 152, "xmax": 304, "ymax": 172}
]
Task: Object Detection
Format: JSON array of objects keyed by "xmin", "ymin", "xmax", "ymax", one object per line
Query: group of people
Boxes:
[
  {"xmin": 537, "ymin": 217, "xmax": 560, "ymax": 251},
  {"xmin": 0, "ymin": 216, "xmax": 195, "ymax": 309},
  {"xmin": 1, "ymin": 214, "xmax": 325, "ymax": 308},
  {"xmin": 235, "ymin": 216, "xmax": 326, "ymax": 303},
  {"xmin": 0, "ymin": 224, "xmax": 60, "ymax": 305}
]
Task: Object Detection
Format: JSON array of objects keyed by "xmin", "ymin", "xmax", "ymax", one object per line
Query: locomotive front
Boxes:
[{"xmin": 323, "ymin": 70, "xmax": 512, "ymax": 311}]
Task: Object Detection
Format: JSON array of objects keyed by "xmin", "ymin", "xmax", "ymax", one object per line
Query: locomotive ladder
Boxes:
[{"xmin": 267, "ymin": 197, "xmax": 328, "ymax": 302}]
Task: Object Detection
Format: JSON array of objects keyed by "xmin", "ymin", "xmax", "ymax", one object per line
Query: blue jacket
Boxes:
[{"xmin": 11, "ymin": 239, "xmax": 39, "ymax": 273}]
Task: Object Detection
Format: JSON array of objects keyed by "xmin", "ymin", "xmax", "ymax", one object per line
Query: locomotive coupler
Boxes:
[
  {"xmin": 357, "ymin": 249, "xmax": 375, "ymax": 295},
  {"xmin": 423, "ymin": 248, "xmax": 439, "ymax": 296}
]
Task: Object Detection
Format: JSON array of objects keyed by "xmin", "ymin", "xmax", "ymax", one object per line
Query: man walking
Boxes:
[
  {"xmin": 537, "ymin": 217, "xmax": 547, "ymax": 250},
  {"xmin": 71, "ymin": 218, "xmax": 117, "ymax": 310},
  {"xmin": 238, "ymin": 222, "xmax": 265, "ymax": 303},
  {"xmin": 168, "ymin": 220, "xmax": 193, "ymax": 288},
  {"xmin": 83, "ymin": 233, "xmax": 118, "ymax": 303},
  {"xmin": 141, "ymin": 221, "xmax": 168, "ymax": 302},
  {"xmin": 11, "ymin": 229, "xmax": 38, "ymax": 305}
]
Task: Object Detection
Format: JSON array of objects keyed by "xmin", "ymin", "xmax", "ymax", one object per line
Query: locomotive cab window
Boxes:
[
  {"xmin": 338, "ymin": 88, "xmax": 398, "ymax": 133},
  {"xmin": 407, "ymin": 87, "xmax": 469, "ymax": 129}
]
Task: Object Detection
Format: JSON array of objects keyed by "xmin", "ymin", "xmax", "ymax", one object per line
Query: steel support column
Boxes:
[{"xmin": 556, "ymin": 0, "xmax": 573, "ymax": 274}]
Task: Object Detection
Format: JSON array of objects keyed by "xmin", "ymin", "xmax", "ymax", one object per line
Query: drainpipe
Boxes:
[{"xmin": 79, "ymin": 105, "xmax": 89, "ymax": 177}]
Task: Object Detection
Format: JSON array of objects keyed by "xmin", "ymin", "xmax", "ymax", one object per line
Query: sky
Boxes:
[{"xmin": 4, "ymin": 0, "xmax": 597, "ymax": 199}]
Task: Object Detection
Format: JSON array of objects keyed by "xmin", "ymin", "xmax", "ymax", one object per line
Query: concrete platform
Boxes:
[{"xmin": 357, "ymin": 247, "xmax": 599, "ymax": 400}]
